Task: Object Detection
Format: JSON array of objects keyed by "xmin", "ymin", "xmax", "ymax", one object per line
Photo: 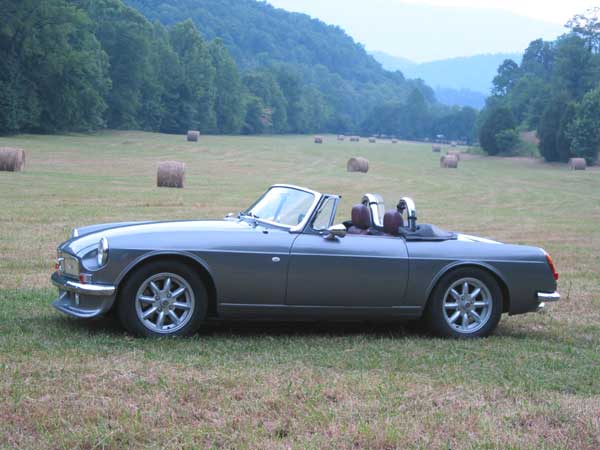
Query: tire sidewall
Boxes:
[
  {"xmin": 426, "ymin": 267, "xmax": 503, "ymax": 338},
  {"xmin": 117, "ymin": 260, "xmax": 207, "ymax": 337}
]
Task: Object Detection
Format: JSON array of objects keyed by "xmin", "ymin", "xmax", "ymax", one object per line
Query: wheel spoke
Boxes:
[
  {"xmin": 170, "ymin": 287, "xmax": 186, "ymax": 299},
  {"xmin": 470, "ymin": 288, "xmax": 481, "ymax": 300},
  {"xmin": 142, "ymin": 306, "xmax": 158, "ymax": 319},
  {"xmin": 473, "ymin": 301, "xmax": 488, "ymax": 308},
  {"xmin": 469, "ymin": 310, "xmax": 482, "ymax": 323},
  {"xmin": 172, "ymin": 301, "xmax": 191, "ymax": 311},
  {"xmin": 149, "ymin": 281, "xmax": 160, "ymax": 296},
  {"xmin": 449, "ymin": 311, "xmax": 461, "ymax": 324},
  {"xmin": 168, "ymin": 310, "xmax": 180, "ymax": 325},
  {"xmin": 462, "ymin": 313, "xmax": 469, "ymax": 329},
  {"xmin": 444, "ymin": 302, "xmax": 459, "ymax": 309},
  {"xmin": 163, "ymin": 277, "xmax": 172, "ymax": 293},
  {"xmin": 156, "ymin": 311, "xmax": 165, "ymax": 328},
  {"xmin": 462, "ymin": 282, "xmax": 469, "ymax": 296},
  {"xmin": 450, "ymin": 289, "xmax": 461, "ymax": 301},
  {"xmin": 138, "ymin": 295, "xmax": 155, "ymax": 303}
]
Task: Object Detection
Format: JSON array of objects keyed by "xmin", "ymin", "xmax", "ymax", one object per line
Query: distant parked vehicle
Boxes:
[{"xmin": 52, "ymin": 184, "xmax": 559, "ymax": 338}]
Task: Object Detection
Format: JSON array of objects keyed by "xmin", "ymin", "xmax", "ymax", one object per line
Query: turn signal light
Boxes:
[{"xmin": 545, "ymin": 252, "xmax": 559, "ymax": 281}]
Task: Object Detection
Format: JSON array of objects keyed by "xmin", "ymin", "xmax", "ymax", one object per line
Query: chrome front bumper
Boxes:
[
  {"xmin": 536, "ymin": 291, "xmax": 560, "ymax": 312},
  {"xmin": 51, "ymin": 272, "xmax": 116, "ymax": 318}
]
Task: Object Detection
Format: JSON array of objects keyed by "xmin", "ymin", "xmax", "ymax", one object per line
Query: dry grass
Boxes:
[{"xmin": 0, "ymin": 131, "xmax": 599, "ymax": 449}]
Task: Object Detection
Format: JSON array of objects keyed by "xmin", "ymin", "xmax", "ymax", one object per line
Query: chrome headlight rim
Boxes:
[{"xmin": 97, "ymin": 237, "xmax": 109, "ymax": 267}]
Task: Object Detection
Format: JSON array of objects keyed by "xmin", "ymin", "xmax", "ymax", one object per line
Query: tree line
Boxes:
[
  {"xmin": 1, "ymin": 0, "xmax": 478, "ymax": 140},
  {"xmin": 479, "ymin": 8, "xmax": 600, "ymax": 163}
]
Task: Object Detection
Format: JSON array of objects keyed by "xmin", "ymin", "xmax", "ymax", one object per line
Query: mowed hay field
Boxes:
[{"xmin": 0, "ymin": 131, "xmax": 599, "ymax": 449}]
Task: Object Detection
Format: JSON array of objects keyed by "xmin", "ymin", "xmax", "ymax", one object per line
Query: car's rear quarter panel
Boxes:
[{"xmin": 405, "ymin": 240, "xmax": 557, "ymax": 315}]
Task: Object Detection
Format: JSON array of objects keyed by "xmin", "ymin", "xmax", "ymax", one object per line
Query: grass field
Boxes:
[{"xmin": 1, "ymin": 131, "xmax": 599, "ymax": 449}]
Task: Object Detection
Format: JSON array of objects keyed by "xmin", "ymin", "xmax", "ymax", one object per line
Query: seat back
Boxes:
[
  {"xmin": 383, "ymin": 210, "xmax": 404, "ymax": 236},
  {"xmin": 348, "ymin": 204, "xmax": 371, "ymax": 234}
]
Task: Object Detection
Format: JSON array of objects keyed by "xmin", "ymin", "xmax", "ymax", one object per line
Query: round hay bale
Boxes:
[
  {"xmin": 350, "ymin": 136, "xmax": 360, "ymax": 142},
  {"xmin": 440, "ymin": 155, "xmax": 458, "ymax": 168},
  {"xmin": 447, "ymin": 150, "xmax": 461, "ymax": 161},
  {"xmin": 157, "ymin": 161, "xmax": 186, "ymax": 188},
  {"xmin": 347, "ymin": 157, "xmax": 369, "ymax": 173},
  {"xmin": 187, "ymin": 130, "xmax": 200, "ymax": 142},
  {"xmin": 568, "ymin": 157, "xmax": 586, "ymax": 170},
  {"xmin": 391, "ymin": 139, "xmax": 398, "ymax": 144},
  {"xmin": 314, "ymin": 136, "xmax": 323, "ymax": 144},
  {"xmin": 450, "ymin": 141, "xmax": 457, "ymax": 147},
  {"xmin": 0, "ymin": 147, "xmax": 25, "ymax": 172},
  {"xmin": 337, "ymin": 135, "xmax": 345, "ymax": 141},
  {"xmin": 369, "ymin": 137, "xmax": 376, "ymax": 144},
  {"xmin": 432, "ymin": 145, "xmax": 441, "ymax": 153}
]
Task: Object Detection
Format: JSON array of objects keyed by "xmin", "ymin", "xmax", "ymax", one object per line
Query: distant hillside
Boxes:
[
  {"xmin": 372, "ymin": 51, "xmax": 522, "ymax": 108},
  {"xmin": 124, "ymin": 0, "xmax": 437, "ymax": 130}
]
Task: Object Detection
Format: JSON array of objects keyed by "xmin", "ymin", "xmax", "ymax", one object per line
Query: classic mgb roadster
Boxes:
[{"xmin": 52, "ymin": 184, "xmax": 560, "ymax": 338}]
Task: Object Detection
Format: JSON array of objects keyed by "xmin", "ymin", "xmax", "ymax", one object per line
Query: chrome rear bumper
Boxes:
[
  {"xmin": 537, "ymin": 291, "xmax": 560, "ymax": 302},
  {"xmin": 536, "ymin": 291, "xmax": 560, "ymax": 312}
]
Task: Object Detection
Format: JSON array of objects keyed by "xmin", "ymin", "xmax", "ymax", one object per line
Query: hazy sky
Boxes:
[{"xmin": 267, "ymin": 0, "xmax": 597, "ymax": 61}]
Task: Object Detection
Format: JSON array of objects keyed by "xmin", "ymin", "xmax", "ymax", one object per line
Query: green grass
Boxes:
[{"xmin": 1, "ymin": 131, "xmax": 599, "ymax": 449}]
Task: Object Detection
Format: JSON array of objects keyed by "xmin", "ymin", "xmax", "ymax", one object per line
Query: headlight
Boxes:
[{"xmin": 97, "ymin": 237, "xmax": 109, "ymax": 266}]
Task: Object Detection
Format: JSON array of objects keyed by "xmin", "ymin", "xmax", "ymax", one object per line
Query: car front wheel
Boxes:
[
  {"xmin": 426, "ymin": 267, "xmax": 503, "ymax": 338},
  {"xmin": 117, "ymin": 260, "xmax": 207, "ymax": 337}
]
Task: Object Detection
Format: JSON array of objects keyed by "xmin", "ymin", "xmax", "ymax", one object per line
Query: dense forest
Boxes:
[
  {"xmin": 479, "ymin": 9, "xmax": 600, "ymax": 163},
  {"xmin": 1, "ymin": 0, "xmax": 476, "ymax": 141}
]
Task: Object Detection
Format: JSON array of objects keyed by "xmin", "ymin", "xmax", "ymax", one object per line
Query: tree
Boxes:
[
  {"xmin": 1, "ymin": 0, "xmax": 109, "ymax": 133},
  {"xmin": 169, "ymin": 20, "xmax": 216, "ymax": 132},
  {"xmin": 478, "ymin": 105, "xmax": 516, "ymax": 155},
  {"xmin": 566, "ymin": 7, "xmax": 600, "ymax": 53},
  {"xmin": 492, "ymin": 59, "xmax": 520, "ymax": 96},
  {"xmin": 538, "ymin": 94, "xmax": 569, "ymax": 161},
  {"xmin": 567, "ymin": 85, "xmax": 600, "ymax": 164},
  {"xmin": 209, "ymin": 39, "xmax": 244, "ymax": 134}
]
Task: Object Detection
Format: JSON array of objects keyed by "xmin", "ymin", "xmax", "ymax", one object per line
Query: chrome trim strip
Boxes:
[
  {"xmin": 537, "ymin": 291, "xmax": 560, "ymax": 302},
  {"xmin": 51, "ymin": 272, "xmax": 115, "ymax": 296}
]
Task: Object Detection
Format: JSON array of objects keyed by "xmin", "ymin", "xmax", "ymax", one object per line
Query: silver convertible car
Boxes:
[{"xmin": 52, "ymin": 184, "xmax": 560, "ymax": 338}]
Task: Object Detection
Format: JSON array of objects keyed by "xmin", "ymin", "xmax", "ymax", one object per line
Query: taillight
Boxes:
[{"xmin": 545, "ymin": 252, "xmax": 559, "ymax": 281}]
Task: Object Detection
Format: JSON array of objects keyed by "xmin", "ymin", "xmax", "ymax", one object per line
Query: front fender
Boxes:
[{"xmin": 114, "ymin": 250, "xmax": 215, "ymax": 287}]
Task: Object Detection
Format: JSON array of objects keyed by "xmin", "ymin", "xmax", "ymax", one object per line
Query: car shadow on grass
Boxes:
[{"xmin": 45, "ymin": 313, "xmax": 430, "ymax": 339}]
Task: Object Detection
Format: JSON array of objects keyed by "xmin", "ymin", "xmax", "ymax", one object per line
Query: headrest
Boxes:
[
  {"xmin": 351, "ymin": 204, "xmax": 371, "ymax": 229},
  {"xmin": 383, "ymin": 210, "xmax": 403, "ymax": 235}
]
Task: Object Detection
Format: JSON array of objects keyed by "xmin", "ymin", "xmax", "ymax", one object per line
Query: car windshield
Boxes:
[{"xmin": 243, "ymin": 186, "xmax": 315, "ymax": 227}]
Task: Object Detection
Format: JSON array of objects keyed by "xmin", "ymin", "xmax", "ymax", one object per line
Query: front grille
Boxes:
[{"xmin": 62, "ymin": 254, "xmax": 80, "ymax": 278}]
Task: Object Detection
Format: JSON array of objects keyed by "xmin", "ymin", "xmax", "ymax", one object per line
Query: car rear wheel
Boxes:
[
  {"xmin": 426, "ymin": 267, "xmax": 502, "ymax": 338},
  {"xmin": 117, "ymin": 260, "xmax": 207, "ymax": 337}
]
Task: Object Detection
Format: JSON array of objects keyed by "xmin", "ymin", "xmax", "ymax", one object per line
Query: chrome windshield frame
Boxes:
[{"xmin": 243, "ymin": 184, "xmax": 324, "ymax": 233}]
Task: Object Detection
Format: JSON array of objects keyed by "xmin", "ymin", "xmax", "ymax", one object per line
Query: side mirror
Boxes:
[{"xmin": 324, "ymin": 224, "xmax": 347, "ymax": 240}]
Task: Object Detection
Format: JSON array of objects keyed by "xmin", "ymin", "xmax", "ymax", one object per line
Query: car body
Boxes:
[{"xmin": 51, "ymin": 184, "xmax": 560, "ymax": 337}]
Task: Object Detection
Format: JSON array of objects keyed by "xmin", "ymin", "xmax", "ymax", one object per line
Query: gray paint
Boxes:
[{"xmin": 52, "ymin": 189, "xmax": 557, "ymax": 322}]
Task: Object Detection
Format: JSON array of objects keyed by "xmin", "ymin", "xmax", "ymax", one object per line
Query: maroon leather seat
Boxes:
[
  {"xmin": 383, "ymin": 210, "xmax": 404, "ymax": 236},
  {"xmin": 348, "ymin": 204, "xmax": 371, "ymax": 235}
]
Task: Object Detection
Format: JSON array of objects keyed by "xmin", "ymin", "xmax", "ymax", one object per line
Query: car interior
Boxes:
[{"xmin": 341, "ymin": 194, "xmax": 457, "ymax": 241}]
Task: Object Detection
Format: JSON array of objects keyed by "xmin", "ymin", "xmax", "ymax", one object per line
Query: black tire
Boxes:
[
  {"xmin": 117, "ymin": 260, "xmax": 207, "ymax": 337},
  {"xmin": 426, "ymin": 267, "xmax": 503, "ymax": 338}
]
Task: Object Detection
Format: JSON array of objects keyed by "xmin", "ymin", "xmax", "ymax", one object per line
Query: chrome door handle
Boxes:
[{"xmin": 272, "ymin": 257, "xmax": 281, "ymax": 263}]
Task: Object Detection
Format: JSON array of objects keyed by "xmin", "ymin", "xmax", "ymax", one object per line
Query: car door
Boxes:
[
  {"xmin": 286, "ymin": 198, "xmax": 410, "ymax": 308},
  {"xmin": 208, "ymin": 224, "xmax": 298, "ymax": 307}
]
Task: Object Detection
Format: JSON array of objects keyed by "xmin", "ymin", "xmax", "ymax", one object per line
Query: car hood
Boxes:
[{"xmin": 61, "ymin": 219, "xmax": 253, "ymax": 255}]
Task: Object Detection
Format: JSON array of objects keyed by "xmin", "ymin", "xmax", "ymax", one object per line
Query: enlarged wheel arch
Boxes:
[
  {"xmin": 425, "ymin": 262, "xmax": 511, "ymax": 315},
  {"xmin": 114, "ymin": 252, "xmax": 218, "ymax": 317}
]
